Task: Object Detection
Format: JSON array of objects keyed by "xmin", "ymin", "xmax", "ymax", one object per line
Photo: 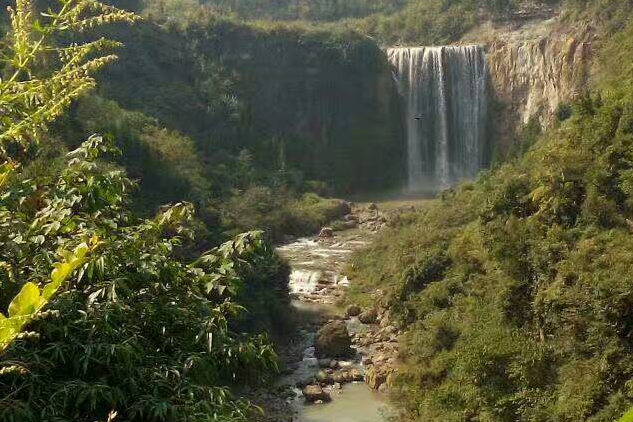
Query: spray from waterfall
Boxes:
[{"xmin": 388, "ymin": 46, "xmax": 488, "ymax": 192}]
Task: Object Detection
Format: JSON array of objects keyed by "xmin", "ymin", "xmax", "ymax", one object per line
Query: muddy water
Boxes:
[
  {"xmin": 276, "ymin": 233, "xmax": 395, "ymax": 422},
  {"xmin": 298, "ymin": 383, "xmax": 392, "ymax": 422}
]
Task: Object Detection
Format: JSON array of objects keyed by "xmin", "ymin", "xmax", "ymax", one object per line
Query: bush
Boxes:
[
  {"xmin": 0, "ymin": 138, "xmax": 286, "ymax": 422},
  {"xmin": 222, "ymin": 189, "xmax": 350, "ymax": 241}
]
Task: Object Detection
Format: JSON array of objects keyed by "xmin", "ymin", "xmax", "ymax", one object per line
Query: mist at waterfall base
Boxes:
[{"xmin": 388, "ymin": 45, "xmax": 489, "ymax": 195}]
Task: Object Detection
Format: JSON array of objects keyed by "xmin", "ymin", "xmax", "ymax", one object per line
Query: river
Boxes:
[{"xmin": 275, "ymin": 216, "xmax": 397, "ymax": 422}]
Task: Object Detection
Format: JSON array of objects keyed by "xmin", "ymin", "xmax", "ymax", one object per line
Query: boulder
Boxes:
[
  {"xmin": 350, "ymin": 368, "xmax": 364, "ymax": 381},
  {"xmin": 318, "ymin": 358, "xmax": 331, "ymax": 368},
  {"xmin": 303, "ymin": 357, "xmax": 319, "ymax": 367},
  {"xmin": 316, "ymin": 370, "xmax": 332, "ymax": 384},
  {"xmin": 318, "ymin": 227, "xmax": 334, "ymax": 238},
  {"xmin": 315, "ymin": 321, "xmax": 353, "ymax": 358},
  {"xmin": 344, "ymin": 214, "xmax": 359, "ymax": 222},
  {"xmin": 359, "ymin": 308, "xmax": 378, "ymax": 324},
  {"xmin": 302, "ymin": 385, "xmax": 331, "ymax": 403},
  {"xmin": 365, "ymin": 367, "xmax": 389, "ymax": 390},
  {"xmin": 346, "ymin": 304, "xmax": 362, "ymax": 317},
  {"xmin": 338, "ymin": 360, "xmax": 353, "ymax": 369},
  {"xmin": 332, "ymin": 371, "xmax": 345, "ymax": 383}
]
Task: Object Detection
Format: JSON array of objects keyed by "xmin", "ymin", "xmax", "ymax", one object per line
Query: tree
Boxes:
[{"xmin": 0, "ymin": 0, "xmax": 136, "ymax": 350}]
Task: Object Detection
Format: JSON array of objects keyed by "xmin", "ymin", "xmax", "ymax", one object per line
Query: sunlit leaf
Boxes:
[{"xmin": 8, "ymin": 282, "xmax": 40, "ymax": 317}]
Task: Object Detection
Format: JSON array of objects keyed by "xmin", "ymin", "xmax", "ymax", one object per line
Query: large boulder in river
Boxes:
[
  {"xmin": 315, "ymin": 321, "xmax": 353, "ymax": 358},
  {"xmin": 365, "ymin": 367, "xmax": 389, "ymax": 390},
  {"xmin": 303, "ymin": 385, "xmax": 331, "ymax": 403}
]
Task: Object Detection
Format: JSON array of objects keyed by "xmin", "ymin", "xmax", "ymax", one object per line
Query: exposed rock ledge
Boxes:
[
  {"xmin": 461, "ymin": 14, "xmax": 595, "ymax": 154},
  {"xmin": 487, "ymin": 24, "xmax": 594, "ymax": 129}
]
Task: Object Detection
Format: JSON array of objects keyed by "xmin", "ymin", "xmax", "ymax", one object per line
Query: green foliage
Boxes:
[
  {"xmin": 619, "ymin": 407, "xmax": 633, "ymax": 422},
  {"xmin": 0, "ymin": 239, "xmax": 98, "ymax": 352},
  {"xmin": 349, "ymin": 87, "xmax": 633, "ymax": 421},
  {"xmin": 0, "ymin": 1, "xmax": 289, "ymax": 420},
  {"xmin": 167, "ymin": 0, "xmax": 562, "ymax": 44},
  {"xmin": 0, "ymin": 137, "xmax": 285, "ymax": 422},
  {"xmin": 198, "ymin": 0, "xmax": 405, "ymax": 21},
  {"xmin": 222, "ymin": 189, "xmax": 351, "ymax": 241},
  {"xmin": 0, "ymin": 0, "xmax": 136, "ymax": 347},
  {"xmin": 71, "ymin": 96, "xmax": 212, "ymax": 210},
  {"xmin": 97, "ymin": 13, "xmax": 405, "ymax": 194},
  {"xmin": 0, "ymin": 0, "xmax": 137, "ymax": 153}
]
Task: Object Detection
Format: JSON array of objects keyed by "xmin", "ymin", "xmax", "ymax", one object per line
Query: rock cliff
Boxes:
[
  {"xmin": 486, "ymin": 22, "xmax": 593, "ymax": 127},
  {"xmin": 464, "ymin": 13, "xmax": 594, "ymax": 154}
]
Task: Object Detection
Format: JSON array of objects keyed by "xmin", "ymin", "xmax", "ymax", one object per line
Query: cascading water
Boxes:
[{"xmin": 387, "ymin": 46, "xmax": 488, "ymax": 192}]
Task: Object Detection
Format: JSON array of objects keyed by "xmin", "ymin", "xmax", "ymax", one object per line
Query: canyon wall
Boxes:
[
  {"xmin": 487, "ymin": 25, "xmax": 593, "ymax": 124},
  {"xmin": 464, "ymin": 16, "xmax": 594, "ymax": 155},
  {"xmin": 100, "ymin": 21, "xmax": 406, "ymax": 194}
]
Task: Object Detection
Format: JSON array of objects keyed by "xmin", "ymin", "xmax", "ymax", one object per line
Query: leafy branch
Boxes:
[{"xmin": 0, "ymin": 0, "xmax": 138, "ymax": 154}]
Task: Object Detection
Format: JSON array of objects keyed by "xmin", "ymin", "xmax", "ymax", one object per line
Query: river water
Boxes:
[{"xmin": 276, "ymin": 232, "xmax": 395, "ymax": 422}]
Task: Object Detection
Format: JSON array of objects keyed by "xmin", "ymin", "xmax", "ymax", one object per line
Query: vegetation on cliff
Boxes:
[
  {"xmin": 194, "ymin": 0, "xmax": 562, "ymax": 44},
  {"xmin": 35, "ymin": 0, "xmax": 405, "ymax": 244}
]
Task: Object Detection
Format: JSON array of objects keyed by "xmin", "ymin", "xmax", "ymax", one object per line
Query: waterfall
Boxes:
[{"xmin": 387, "ymin": 46, "xmax": 488, "ymax": 192}]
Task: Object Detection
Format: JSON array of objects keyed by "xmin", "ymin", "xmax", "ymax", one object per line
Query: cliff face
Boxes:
[
  {"xmin": 206, "ymin": 27, "xmax": 406, "ymax": 192},
  {"xmin": 101, "ymin": 21, "xmax": 406, "ymax": 193},
  {"xmin": 463, "ymin": 15, "xmax": 594, "ymax": 155},
  {"xmin": 487, "ymin": 25, "xmax": 593, "ymax": 127}
]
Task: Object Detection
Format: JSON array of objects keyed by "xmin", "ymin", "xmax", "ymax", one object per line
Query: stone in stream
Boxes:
[
  {"xmin": 359, "ymin": 308, "xmax": 378, "ymax": 324},
  {"xmin": 318, "ymin": 358, "xmax": 331, "ymax": 368},
  {"xmin": 332, "ymin": 371, "xmax": 346, "ymax": 383},
  {"xmin": 303, "ymin": 357, "xmax": 319, "ymax": 367},
  {"xmin": 302, "ymin": 385, "xmax": 331, "ymax": 403},
  {"xmin": 350, "ymin": 368, "xmax": 364, "ymax": 382},
  {"xmin": 316, "ymin": 370, "xmax": 333, "ymax": 384},
  {"xmin": 318, "ymin": 227, "xmax": 334, "ymax": 238},
  {"xmin": 314, "ymin": 321, "xmax": 353, "ymax": 358}
]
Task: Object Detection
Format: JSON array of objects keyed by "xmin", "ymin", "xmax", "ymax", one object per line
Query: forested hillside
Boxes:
[{"xmin": 195, "ymin": 0, "xmax": 562, "ymax": 43}]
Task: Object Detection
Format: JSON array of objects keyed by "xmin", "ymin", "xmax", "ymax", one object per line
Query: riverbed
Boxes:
[{"xmin": 276, "ymin": 222, "xmax": 395, "ymax": 422}]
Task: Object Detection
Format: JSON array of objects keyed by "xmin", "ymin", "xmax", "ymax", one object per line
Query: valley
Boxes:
[{"xmin": 3, "ymin": 1, "xmax": 633, "ymax": 422}]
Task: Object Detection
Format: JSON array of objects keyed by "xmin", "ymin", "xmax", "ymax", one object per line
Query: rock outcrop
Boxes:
[
  {"xmin": 302, "ymin": 385, "xmax": 331, "ymax": 403},
  {"xmin": 346, "ymin": 304, "xmax": 361, "ymax": 317},
  {"xmin": 487, "ymin": 25, "xmax": 593, "ymax": 129},
  {"xmin": 358, "ymin": 308, "xmax": 378, "ymax": 324},
  {"xmin": 460, "ymin": 12, "xmax": 595, "ymax": 155}
]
